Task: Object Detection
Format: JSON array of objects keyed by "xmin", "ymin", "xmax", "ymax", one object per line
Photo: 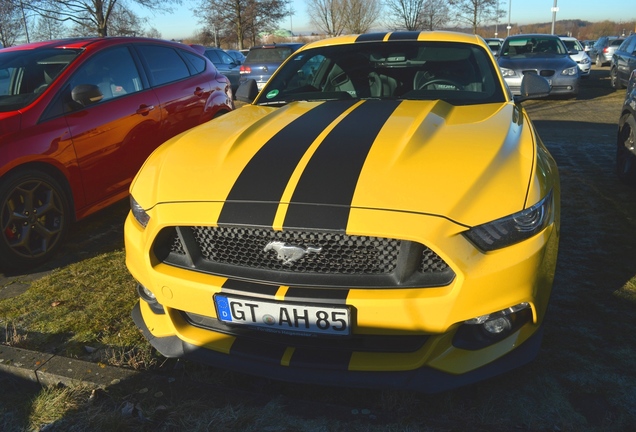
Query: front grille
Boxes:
[
  {"xmin": 154, "ymin": 226, "xmax": 455, "ymax": 288},
  {"xmin": 191, "ymin": 226, "xmax": 400, "ymax": 274},
  {"xmin": 522, "ymin": 69, "xmax": 554, "ymax": 77}
]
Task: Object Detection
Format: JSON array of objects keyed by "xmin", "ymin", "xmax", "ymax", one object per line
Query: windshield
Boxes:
[
  {"xmin": 0, "ymin": 48, "xmax": 81, "ymax": 112},
  {"xmin": 255, "ymin": 41, "xmax": 505, "ymax": 107},
  {"xmin": 561, "ymin": 39, "xmax": 583, "ymax": 52},
  {"xmin": 501, "ymin": 36, "xmax": 568, "ymax": 58}
]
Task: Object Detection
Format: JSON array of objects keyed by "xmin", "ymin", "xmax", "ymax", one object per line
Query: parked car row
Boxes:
[{"xmin": 0, "ymin": 37, "xmax": 234, "ymax": 269}]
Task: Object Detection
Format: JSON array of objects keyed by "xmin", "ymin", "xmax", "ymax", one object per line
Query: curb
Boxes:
[{"xmin": 0, "ymin": 345, "xmax": 137, "ymax": 388}]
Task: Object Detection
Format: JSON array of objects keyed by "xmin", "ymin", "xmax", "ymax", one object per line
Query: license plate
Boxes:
[
  {"xmin": 214, "ymin": 294, "xmax": 351, "ymax": 336},
  {"xmin": 257, "ymin": 82, "xmax": 266, "ymax": 90}
]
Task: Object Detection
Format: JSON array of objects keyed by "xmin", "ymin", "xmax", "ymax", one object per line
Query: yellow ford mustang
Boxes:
[{"xmin": 125, "ymin": 31, "xmax": 560, "ymax": 393}]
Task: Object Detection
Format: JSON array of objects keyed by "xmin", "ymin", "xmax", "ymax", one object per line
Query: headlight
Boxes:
[
  {"xmin": 464, "ymin": 190, "xmax": 554, "ymax": 251},
  {"xmin": 581, "ymin": 57, "xmax": 590, "ymax": 65},
  {"xmin": 500, "ymin": 67, "xmax": 516, "ymax": 77},
  {"xmin": 561, "ymin": 66, "xmax": 578, "ymax": 76},
  {"xmin": 130, "ymin": 195, "xmax": 150, "ymax": 228}
]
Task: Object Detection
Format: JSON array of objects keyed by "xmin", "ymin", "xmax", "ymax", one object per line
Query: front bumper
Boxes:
[
  {"xmin": 126, "ymin": 211, "xmax": 558, "ymax": 392},
  {"xmin": 133, "ymin": 301, "xmax": 545, "ymax": 393},
  {"xmin": 504, "ymin": 75, "xmax": 579, "ymax": 96}
]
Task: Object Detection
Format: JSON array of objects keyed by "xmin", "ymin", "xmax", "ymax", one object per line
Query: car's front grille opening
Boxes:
[{"xmin": 154, "ymin": 226, "xmax": 455, "ymax": 288}]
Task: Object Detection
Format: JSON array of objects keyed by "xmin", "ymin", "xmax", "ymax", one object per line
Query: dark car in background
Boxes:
[
  {"xmin": 498, "ymin": 34, "xmax": 579, "ymax": 98},
  {"xmin": 225, "ymin": 49, "xmax": 245, "ymax": 64},
  {"xmin": 484, "ymin": 37, "xmax": 504, "ymax": 56},
  {"xmin": 239, "ymin": 43, "xmax": 303, "ymax": 91},
  {"xmin": 590, "ymin": 36, "xmax": 624, "ymax": 67},
  {"xmin": 0, "ymin": 37, "xmax": 234, "ymax": 269},
  {"xmin": 201, "ymin": 47, "xmax": 241, "ymax": 93},
  {"xmin": 610, "ymin": 34, "xmax": 636, "ymax": 90},
  {"xmin": 617, "ymin": 70, "xmax": 636, "ymax": 184}
]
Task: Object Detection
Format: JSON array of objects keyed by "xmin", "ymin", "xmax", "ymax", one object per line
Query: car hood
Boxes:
[
  {"xmin": 131, "ymin": 99, "xmax": 538, "ymax": 228},
  {"xmin": 498, "ymin": 55, "xmax": 577, "ymax": 70}
]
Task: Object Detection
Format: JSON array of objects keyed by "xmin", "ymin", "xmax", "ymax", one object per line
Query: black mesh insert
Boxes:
[{"xmin": 154, "ymin": 226, "xmax": 454, "ymax": 288}]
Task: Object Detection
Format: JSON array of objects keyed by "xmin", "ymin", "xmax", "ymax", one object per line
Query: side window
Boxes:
[
  {"xmin": 217, "ymin": 51, "xmax": 235, "ymax": 65},
  {"xmin": 204, "ymin": 50, "xmax": 220, "ymax": 63},
  {"xmin": 137, "ymin": 45, "xmax": 191, "ymax": 86},
  {"xmin": 627, "ymin": 36, "xmax": 636, "ymax": 55},
  {"xmin": 182, "ymin": 51, "xmax": 207, "ymax": 74},
  {"xmin": 66, "ymin": 46, "xmax": 142, "ymax": 107}
]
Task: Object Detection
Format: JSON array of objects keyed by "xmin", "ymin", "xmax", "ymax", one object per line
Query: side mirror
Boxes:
[
  {"xmin": 71, "ymin": 84, "xmax": 103, "ymax": 107},
  {"xmin": 514, "ymin": 73, "xmax": 551, "ymax": 103},
  {"xmin": 236, "ymin": 79, "xmax": 259, "ymax": 103}
]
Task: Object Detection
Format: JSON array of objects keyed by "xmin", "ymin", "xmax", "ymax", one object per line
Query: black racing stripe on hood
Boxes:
[
  {"xmin": 283, "ymin": 100, "xmax": 401, "ymax": 231},
  {"xmin": 222, "ymin": 279, "xmax": 279, "ymax": 297},
  {"xmin": 355, "ymin": 32, "xmax": 388, "ymax": 42},
  {"xmin": 388, "ymin": 31, "xmax": 420, "ymax": 40},
  {"xmin": 218, "ymin": 100, "xmax": 358, "ymax": 226}
]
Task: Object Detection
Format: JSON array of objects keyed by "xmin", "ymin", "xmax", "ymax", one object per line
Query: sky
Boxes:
[{"xmin": 141, "ymin": 0, "xmax": 636, "ymax": 42}]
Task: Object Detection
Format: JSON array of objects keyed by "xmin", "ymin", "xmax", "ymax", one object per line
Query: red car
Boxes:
[{"xmin": 0, "ymin": 37, "xmax": 234, "ymax": 270}]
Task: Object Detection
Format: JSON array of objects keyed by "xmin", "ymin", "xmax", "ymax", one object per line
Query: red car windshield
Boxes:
[{"xmin": 0, "ymin": 48, "xmax": 81, "ymax": 112}]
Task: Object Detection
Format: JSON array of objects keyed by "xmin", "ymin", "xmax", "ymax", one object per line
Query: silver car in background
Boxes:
[
  {"xmin": 498, "ymin": 34, "xmax": 580, "ymax": 98},
  {"xmin": 590, "ymin": 36, "xmax": 624, "ymax": 67},
  {"xmin": 560, "ymin": 36, "xmax": 591, "ymax": 77}
]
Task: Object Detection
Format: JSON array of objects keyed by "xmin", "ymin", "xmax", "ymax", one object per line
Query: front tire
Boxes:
[
  {"xmin": 0, "ymin": 169, "xmax": 71, "ymax": 270},
  {"xmin": 617, "ymin": 114, "xmax": 636, "ymax": 186},
  {"xmin": 610, "ymin": 67, "xmax": 623, "ymax": 90}
]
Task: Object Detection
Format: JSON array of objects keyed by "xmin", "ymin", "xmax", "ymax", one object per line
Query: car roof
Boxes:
[
  {"xmin": 300, "ymin": 31, "xmax": 486, "ymax": 51},
  {"xmin": 2, "ymin": 37, "xmax": 195, "ymax": 53},
  {"xmin": 249, "ymin": 43, "xmax": 304, "ymax": 50}
]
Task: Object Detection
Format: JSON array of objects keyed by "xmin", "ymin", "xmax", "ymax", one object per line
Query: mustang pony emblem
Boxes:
[{"xmin": 264, "ymin": 241, "xmax": 322, "ymax": 265}]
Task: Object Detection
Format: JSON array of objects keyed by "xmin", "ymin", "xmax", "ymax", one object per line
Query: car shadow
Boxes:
[
  {"xmin": 0, "ymin": 199, "xmax": 128, "ymax": 280},
  {"xmin": 576, "ymin": 66, "xmax": 617, "ymax": 100}
]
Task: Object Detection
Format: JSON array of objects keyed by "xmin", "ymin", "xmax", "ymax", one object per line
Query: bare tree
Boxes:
[
  {"xmin": 199, "ymin": 0, "xmax": 290, "ymax": 50},
  {"xmin": 421, "ymin": 0, "xmax": 450, "ymax": 31},
  {"xmin": 306, "ymin": 0, "xmax": 347, "ymax": 37},
  {"xmin": 449, "ymin": 0, "xmax": 498, "ymax": 34},
  {"xmin": 27, "ymin": 0, "xmax": 180, "ymax": 37},
  {"xmin": 0, "ymin": 0, "xmax": 25, "ymax": 46},
  {"xmin": 31, "ymin": 12, "xmax": 68, "ymax": 41},
  {"xmin": 144, "ymin": 26, "xmax": 161, "ymax": 38},
  {"xmin": 383, "ymin": 0, "xmax": 426, "ymax": 31},
  {"xmin": 342, "ymin": 0, "xmax": 381, "ymax": 34}
]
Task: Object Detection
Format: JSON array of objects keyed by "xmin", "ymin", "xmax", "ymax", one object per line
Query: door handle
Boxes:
[
  {"xmin": 194, "ymin": 87, "xmax": 205, "ymax": 97},
  {"xmin": 136, "ymin": 105, "xmax": 155, "ymax": 115}
]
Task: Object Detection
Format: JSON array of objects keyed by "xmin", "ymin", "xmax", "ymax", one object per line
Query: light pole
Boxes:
[
  {"xmin": 550, "ymin": 0, "xmax": 559, "ymax": 35},
  {"xmin": 507, "ymin": 0, "xmax": 512, "ymax": 37},
  {"xmin": 495, "ymin": 0, "xmax": 499, "ymax": 38}
]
